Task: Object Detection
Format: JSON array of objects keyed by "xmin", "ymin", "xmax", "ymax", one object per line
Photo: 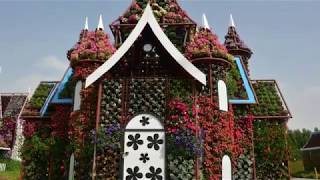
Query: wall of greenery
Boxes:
[{"xmin": 254, "ymin": 119, "xmax": 289, "ymax": 179}]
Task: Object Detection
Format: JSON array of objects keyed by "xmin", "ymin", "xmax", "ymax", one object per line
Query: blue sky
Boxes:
[{"xmin": 0, "ymin": 0, "xmax": 319, "ymax": 130}]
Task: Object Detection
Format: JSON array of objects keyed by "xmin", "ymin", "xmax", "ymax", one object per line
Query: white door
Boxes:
[{"xmin": 123, "ymin": 114, "xmax": 165, "ymax": 180}]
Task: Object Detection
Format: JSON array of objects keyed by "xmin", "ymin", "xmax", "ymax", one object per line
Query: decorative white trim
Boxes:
[
  {"xmin": 73, "ymin": 81, "xmax": 82, "ymax": 111},
  {"xmin": 84, "ymin": 16, "xmax": 89, "ymax": 30},
  {"xmin": 202, "ymin": 14, "xmax": 210, "ymax": 29},
  {"xmin": 229, "ymin": 14, "xmax": 235, "ymax": 27},
  {"xmin": 68, "ymin": 153, "xmax": 75, "ymax": 180},
  {"xmin": 11, "ymin": 95, "xmax": 29, "ymax": 161},
  {"xmin": 222, "ymin": 155, "xmax": 232, "ymax": 180},
  {"xmin": 301, "ymin": 147, "xmax": 320, "ymax": 151},
  {"xmin": 126, "ymin": 114, "xmax": 163, "ymax": 130},
  {"xmin": 218, "ymin": 80, "xmax": 228, "ymax": 111},
  {"xmin": 85, "ymin": 4, "xmax": 206, "ymax": 87},
  {"xmin": 97, "ymin": 14, "xmax": 104, "ymax": 30},
  {"xmin": 0, "ymin": 147, "xmax": 10, "ymax": 151}
]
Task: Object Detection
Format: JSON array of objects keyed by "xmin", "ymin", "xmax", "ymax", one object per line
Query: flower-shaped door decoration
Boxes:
[{"xmin": 123, "ymin": 114, "xmax": 165, "ymax": 180}]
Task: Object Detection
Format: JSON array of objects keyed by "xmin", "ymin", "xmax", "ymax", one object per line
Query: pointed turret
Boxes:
[
  {"xmin": 97, "ymin": 14, "xmax": 104, "ymax": 30},
  {"xmin": 224, "ymin": 14, "xmax": 252, "ymax": 72},
  {"xmin": 67, "ymin": 16, "xmax": 115, "ymax": 79}
]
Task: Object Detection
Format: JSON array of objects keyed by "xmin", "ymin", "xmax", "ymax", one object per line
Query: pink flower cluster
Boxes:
[
  {"xmin": 68, "ymin": 30, "xmax": 115, "ymax": 62},
  {"xmin": 0, "ymin": 117, "xmax": 16, "ymax": 147},
  {"xmin": 185, "ymin": 28, "xmax": 230, "ymax": 60},
  {"xmin": 119, "ymin": 0, "xmax": 192, "ymax": 24},
  {"xmin": 23, "ymin": 121, "xmax": 36, "ymax": 138},
  {"xmin": 167, "ymin": 99, "xmax": 197, "ymax": 134}
]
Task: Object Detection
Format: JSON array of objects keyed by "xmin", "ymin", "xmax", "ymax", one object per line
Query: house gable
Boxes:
[{"xmin": 86, "ymin": 4, "xmax": 206, "ymax": 87}]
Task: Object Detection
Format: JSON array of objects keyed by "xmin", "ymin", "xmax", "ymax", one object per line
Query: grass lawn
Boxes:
[
  {"xmin": 0, "ymin": 158, "xmax": 318, "ymax": 179},
  {"xmin": 0, "ymin": 159, "xmax": 20, "ymax": 180},
  {"xmin": 289, "ymin": 160, "xmax": 318, "ymax": 179}
]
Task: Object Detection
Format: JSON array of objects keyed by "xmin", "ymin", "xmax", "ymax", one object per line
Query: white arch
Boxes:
[
  {"xmin": 126, "ymin": 114, "xmax": 163, "ymax": 130},
  {"xmin": 85, "ymin": 4, "xmax": 206, "ymax": 87},
  {"xmin": 73, "ymin": 81, "xmax": 82, "ymax": 111},
  {"xmin": 218, "ymin": 80, "xmax": 228, "ymax": 111},
  {"xmin": 222, "ymin": 155, "xmax": 232, "ymax": 180}
]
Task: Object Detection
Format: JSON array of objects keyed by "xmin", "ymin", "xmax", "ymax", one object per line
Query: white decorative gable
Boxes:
[{"xmin": 85, "ymin": 4, "xmax": 206, "ymax": 88}]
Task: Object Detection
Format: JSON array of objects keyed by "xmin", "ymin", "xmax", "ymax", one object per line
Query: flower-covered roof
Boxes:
[
  {"xmin": 113, "ymin": 0, "xmax": 195, "ymax": 25},
  {"xmin": 249, "ymin": 80, "xmax": 291, "ymax": 118},
  {"xmin": 22, "ymin": 82, "xmax": 57, "ymax": 117},
  {"xmin": 0, "ymin": 93, "xmax": 28, "ymax": 119},
  {"xmin": 67, "ymin": 29, "xmax": 115, "ymax": 63},
  {"xmin": 185, "ymin": 27, "xmax": 233, "ymax": 62},
  {"xmin": 224, "ymin": 25, "xmax": 252, "ymax": 54}
]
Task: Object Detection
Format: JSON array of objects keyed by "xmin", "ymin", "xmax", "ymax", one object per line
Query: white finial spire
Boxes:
[
  {"xmin": 84, "ymin": 16, "xmax": 89, "ymax": 30},
  {"xmin": 229, "ymin": 14, "xmax": 236, "ymax": 27},
  {"xmin": 97, "ymin": 14, "xmax": 104, "ymax": 30},
  {"xmin": 202, "ymin": 13, "xmax": 210, "ymax": 29}
]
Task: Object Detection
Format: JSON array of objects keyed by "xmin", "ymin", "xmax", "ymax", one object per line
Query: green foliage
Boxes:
[
  {"xmin": 289, "ymin": 160, "xmax": 318, "ymax": 179},
  {"xmin": 58, "ymin": 75, "xmax": 76, "ymax": 99},
  {"xmin": 226, "ymin": 63, "xmax": 247, "ymax": 99},
  {"xmin": 0, "ymin": 158, "xmax": 21, "ymax": 180},
  {"xmin": 165, "ymin": 27, "xmax": 186, "ymax": 52},
  {"xmin": 287, "ymin": 128, "xmax": 312, "ymax": 160},
  {"xmin": 254, "ymin": 120, "xmax": 289, "ymax": 179},
  {"xmin": 170, "ymin": 80, "xmax": 193, "ymax": 103},
  {"xmin": 233, "ymin": 150, "xmax": 254, "ymax": 179},
  {"xmin": 168, "ymin": 154, "xmax": 195, "ymax": 180},
  {"xmin": 250, "ymin": 81, "xmax": 286, "ymax": 116},
  {"xmin": 96, "ymin": 127, "xmax": 122, "ymax": 151},
  {"xmin": 30, "ymin": 83, "xmax": 55, "ymax": 109},
  {"xmin": 21, "ymin": 135, "xmax": 51, "ymax": 180},
  {"xmin": 50, "ymin": 137, "xmax": 71, "ymax": 180}
]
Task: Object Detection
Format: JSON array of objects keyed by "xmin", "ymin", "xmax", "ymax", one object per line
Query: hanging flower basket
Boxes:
[
  {"xmin": 185, "ymin": 28, "xmax": 234, "ymax": 67},
  {"xmin": 67, "ymin": 30, "xmax": 115, "ymax": 66}
]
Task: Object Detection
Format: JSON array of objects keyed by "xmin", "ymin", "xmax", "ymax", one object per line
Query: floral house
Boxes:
[
  {"xmin": 21, "ymin": 1, "xmax": 292, "ymax": 179},
  {"xmin": 0, "ymin": 93, "xmax": 28, "ymax": 160}
]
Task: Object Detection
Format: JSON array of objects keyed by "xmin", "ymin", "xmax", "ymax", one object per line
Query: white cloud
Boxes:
[
  {"xmin": 36, "ymin": 55, "xmax": 68, "ymax": 73},
  {"xmin": 3, "ymin": 55, "xmax": 69, "ymax": 94},
  {"xmin": 287, "ymin": 85, "xmax": 320, "ymax": 130},
  {"xmin": 14, "ymin": 73, "xmax": 58, "ymax": 95}
]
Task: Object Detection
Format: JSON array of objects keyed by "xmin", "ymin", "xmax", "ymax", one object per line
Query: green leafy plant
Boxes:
[
  {"xmin": 29, "ymin": 83, "xmax": 55, "ymax": 110},
  {"xmin": 168, "ymin": 154, "xmax": 195, "ymax": 180}
]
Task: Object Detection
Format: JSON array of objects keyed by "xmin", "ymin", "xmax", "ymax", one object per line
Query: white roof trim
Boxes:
[
  {"xmin": 85, "ymin": 4, "xmax": 206, "ymax": 87},
  {"xmin": 301, "ymin": 147, "xmax": 320, "ymax": 151}
]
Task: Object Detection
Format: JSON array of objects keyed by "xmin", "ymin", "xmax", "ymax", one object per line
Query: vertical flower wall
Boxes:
[
  {"xmin": 69, "ymin": 86, "xmax": 97, "ymax": 179},
  {"xmin": 96, "ymin": 80, "xmax": 123, "ymax": 179},
  {"xmin": 21, "ymin": 121, "xmax": 51, "ymax": 180},
  {"xmin": 254, "ymin": 119, "xmax": 289, "ymax": 179},
  {"xmin": 233, "ymin": 116, "xmax": 255, "ymax": 179}
]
